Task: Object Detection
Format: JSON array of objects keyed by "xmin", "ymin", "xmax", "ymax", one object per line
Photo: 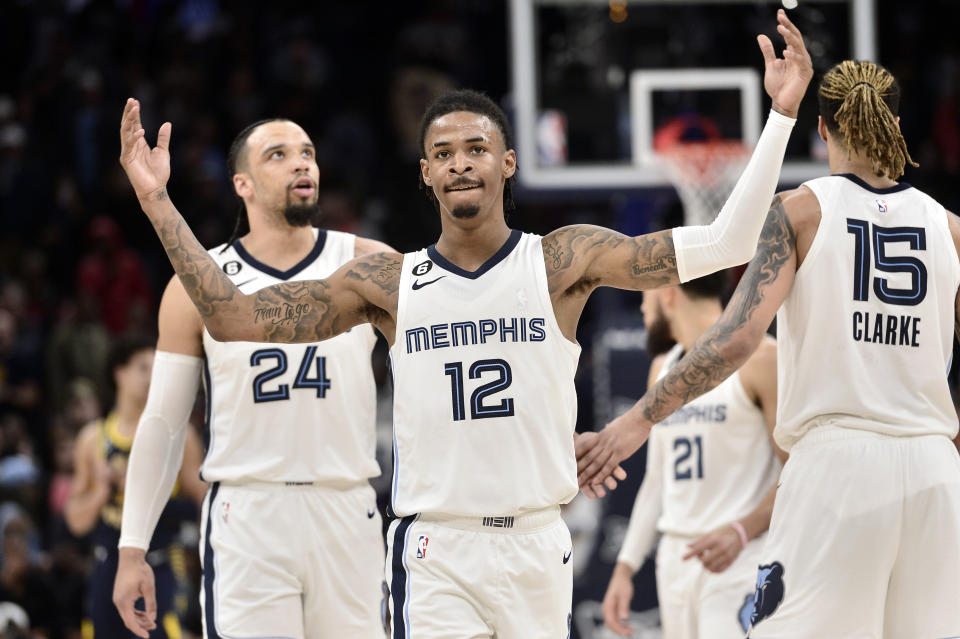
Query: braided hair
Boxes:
[{"xmin": 817, "ymin": 60, "xmax": 917, "ymax": 179}]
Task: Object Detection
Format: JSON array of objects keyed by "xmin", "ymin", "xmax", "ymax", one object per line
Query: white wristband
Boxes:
[{"xmin": 673, "ymin": 109, "xmax": 796, "ymax": 283}]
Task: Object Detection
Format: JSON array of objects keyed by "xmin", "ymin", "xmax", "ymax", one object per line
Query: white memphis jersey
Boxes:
[
  {"xmin": 651, "ymin": 344, "xmax": 780, "ymax": 536},
  {"xmin": 201, "ymin": 229, "xmax": 379, "ymax": 483},
  {"xmin": 776, "ymin": 174, "xmax": 960, "ymax": 450},
  {"xmin": 388, "ymin": 230, "xmax": 581, "ymax": 517}
]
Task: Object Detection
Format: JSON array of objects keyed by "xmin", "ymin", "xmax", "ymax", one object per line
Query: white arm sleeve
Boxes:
[
  {"xmin": 616, "ymin": 430, "xmax": 665, "ymax": 571},
  {"xmin": 672, "ymin": 109, "xmax": 797, "ymax": 283},
  {"xmin": 118, "ymin": 351, "xmax": 202, "ymax": 550}
]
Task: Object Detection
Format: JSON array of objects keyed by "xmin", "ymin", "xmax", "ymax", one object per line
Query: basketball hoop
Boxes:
[{"xmin": 653, "ymin": 115, "xmax": 752, "ymax": 227}]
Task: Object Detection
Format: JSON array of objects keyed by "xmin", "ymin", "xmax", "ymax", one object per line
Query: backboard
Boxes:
[{"xmin": 509, "ymin": 0, "xmax": 877, "ymax": 189}]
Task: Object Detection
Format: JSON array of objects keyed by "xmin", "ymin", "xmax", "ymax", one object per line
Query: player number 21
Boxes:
[
  {"xmin": 674, "ymin": 435, "xmax": 703, "ymax": 481},
  {"xmin": 443, "ymin": 359, "xmax": 515, "ymax": 421}
]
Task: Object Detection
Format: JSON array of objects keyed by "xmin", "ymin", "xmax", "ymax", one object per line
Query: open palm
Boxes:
[
  {"xmin": 758, "ymin": 10, "xmax": 813, "ymax": 118},
  {"xmin": 119, "ymin": 98, "xmax": 171, "ymax": 200}
]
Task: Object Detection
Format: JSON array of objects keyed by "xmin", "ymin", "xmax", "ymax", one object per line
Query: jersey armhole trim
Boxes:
[
  {"xmin": 530, "ymin": 234, "xmax": 582, "ymax": 356},
  {"xmin": 791, "ymin": 184, "xmax": 829, "ymax": 286}
]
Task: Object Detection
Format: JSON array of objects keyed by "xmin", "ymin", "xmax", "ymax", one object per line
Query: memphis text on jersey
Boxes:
[{"xmin": 404, "ymin": 317, "xmax": 547, "ymax": 354}]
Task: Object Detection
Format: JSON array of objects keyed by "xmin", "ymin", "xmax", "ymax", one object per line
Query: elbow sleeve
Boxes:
[
  {"xmin": 118, "ymin": 351, "xmax": 202, "ymax": 550},
  {"xmin": 672, "ymin": 109, "xmax": 796, "ymax": 282}
]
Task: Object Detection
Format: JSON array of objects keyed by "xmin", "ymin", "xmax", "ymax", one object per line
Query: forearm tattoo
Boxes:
[
  {"xmin": 249, "ymin": 253, "xmax": 401, "ymax": 341},
  {"xmin": 640, "ymin": 196, "xmax": 795, "ymax": 424},
  {"xmin": 151, "ymin": 190, "xmax": 240, "ymax": 319},
  {"xmin": 148, "ymin": 190, "xmax": 398, "ymax": 341},
  {"xmin": 543, "ymin": 226, "xmax": 679, "ymax": 295}
]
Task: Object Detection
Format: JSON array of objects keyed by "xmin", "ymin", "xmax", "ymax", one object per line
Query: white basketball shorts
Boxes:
[
  {"xmin": 200, "ymin": 481, "xmax": 386, "ymax": 639},
  {"xmin": 747, "ymin": 427, "xmax": 960, "ymax": 639},
  {"xmin": 656, "ymin": 532, "xmax": 766, "ymax": 639},
  {"xmin": 386, "ymin": 506, "xmax": 573, "ymax": 639}
]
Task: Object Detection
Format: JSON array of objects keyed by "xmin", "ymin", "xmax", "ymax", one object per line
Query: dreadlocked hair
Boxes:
[
  {"xmin": 220, "ymin": 118, "xmax": 290, "ymax": 252},
  {"xmin": 417, "ymin": 89, "xmax": 516, "ymax": 216},
  {"xmin": 817, "ymin": 60, "xmax": 917, "ymax": 179}
]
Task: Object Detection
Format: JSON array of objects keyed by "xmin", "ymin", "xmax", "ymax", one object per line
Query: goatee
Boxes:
[
  {"xmin": 451, "ymin": 204, "xmax": 480, "ymax": 219},
  {"xmin": 283, "ymin": 201, "xmax": 321, "ymax": 227}
]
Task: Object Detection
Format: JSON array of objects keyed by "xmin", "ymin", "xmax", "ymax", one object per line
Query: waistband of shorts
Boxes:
[
  {"xmin": 414, "ymin": 505, "xmax": 561, "ymax": 533},
  {"xmin": 790, "ymin": 421, "xmax": 925, "ymax": 452},
  {"xmin": 215, "ymin": 478, "xmax": 371, "ymax": 492}
]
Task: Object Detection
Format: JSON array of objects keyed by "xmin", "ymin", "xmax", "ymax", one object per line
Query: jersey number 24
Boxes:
[{"xmin": 250, "ymin": 346, "xmax": 331, "ymax": 403}]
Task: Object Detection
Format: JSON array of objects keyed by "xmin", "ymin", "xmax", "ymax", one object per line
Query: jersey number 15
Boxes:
[{"xmin": 846, "ymin": 219, "xmax": 927, "ymax": 306}]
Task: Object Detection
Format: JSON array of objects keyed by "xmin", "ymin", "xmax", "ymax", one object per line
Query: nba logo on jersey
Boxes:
[
  {"xmin": 416, "ymin": 535, "xmax": 429, "ymax": 559},
  {"xmin": 876, "ymin": 199, "xmax": 888, "ymax": 213}
]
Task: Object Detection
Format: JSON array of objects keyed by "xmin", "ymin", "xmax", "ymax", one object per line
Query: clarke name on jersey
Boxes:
[{"xmin": 852, "ymin": 311, "xmax": 921, "ymax": 347}]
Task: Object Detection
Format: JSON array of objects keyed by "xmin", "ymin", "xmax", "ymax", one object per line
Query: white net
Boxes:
[{"xmin": 658, "ymin": 141, "xmax": 752, "ymax": 227}]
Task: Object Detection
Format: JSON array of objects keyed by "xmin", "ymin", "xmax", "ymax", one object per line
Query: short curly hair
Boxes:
[{"xmin": 417, "ymin": 89, "xmax": 515, "ymax": 213}]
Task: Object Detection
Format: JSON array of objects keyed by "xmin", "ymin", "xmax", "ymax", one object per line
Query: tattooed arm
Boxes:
[
  {"xmin": 543, "ymin": 225, "xmax": 680, "ymax": 293},
  {"xmin": 119, "ymin": 99, "xmax": 399, "ymax": 345},
  {"xmin": 576, "ymin": 191, "xmax": 808, "ymax": 488},
  {"xmin": 543, "ymin": 225, "xmax": 679, "ymax": 339}
]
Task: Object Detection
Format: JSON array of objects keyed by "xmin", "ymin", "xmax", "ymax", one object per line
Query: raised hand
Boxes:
[
  {"xmin": 113, "ymin": 547, "xmax": 158, "ymax": 638},
  {"xmin": 758, "ymin": 9, "xmax": 814, "ymax": 118},
  {"xmin": 119, "ymin": 98, "xmax": 172, "ymax": 200}
]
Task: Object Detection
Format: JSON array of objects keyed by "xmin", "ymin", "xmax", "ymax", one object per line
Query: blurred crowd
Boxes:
[{"xmin": 1, "ymin": 1, "xmax": 958, "ymax": 637}]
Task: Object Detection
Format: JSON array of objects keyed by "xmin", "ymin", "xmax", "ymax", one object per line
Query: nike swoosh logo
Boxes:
[
  {"xmin": 367, "ymin": 509, "xmax": 376, "ymax": 519},
  {"xmin": 235, "ymin": 278, "xmax": 257, "ymax": 287},
  {"xmin": 562, "ymin": 550, "xmax": 572, "ymax": 564},
  {"xmin": 412, "ymin": 276, "xmax": 445, "ymax": 290}
]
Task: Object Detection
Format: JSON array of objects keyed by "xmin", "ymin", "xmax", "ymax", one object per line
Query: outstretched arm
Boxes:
[
  {"xmin": 577, "ymin": 194, "xmax": 801, "ymax": 487},
  {"xmin": 546, "ymin": 10, "xmax": 812, "ymax": 313},
  {"xmin": 119, "ymin": 99, "xmax": 398, "ymax": 343}
]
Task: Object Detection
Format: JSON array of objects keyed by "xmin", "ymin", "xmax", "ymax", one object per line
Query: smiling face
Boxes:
[
  {"xmin": 233, "ymin": 120, "xmax": 320, "ymax": 227},
  {"xmin": 419, "ymin": 111, "xmax": 516, "ymax": 228}
]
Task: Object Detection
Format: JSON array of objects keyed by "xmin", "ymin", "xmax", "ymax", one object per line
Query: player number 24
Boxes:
[{"xmin": 250, "ymin": 346, "xmax": 331, "ymax": 403}]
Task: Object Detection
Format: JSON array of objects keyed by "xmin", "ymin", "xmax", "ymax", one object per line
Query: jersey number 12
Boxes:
[{"xmin": 443, "ymin": 359, "xmax": 515, "ymax": 420}]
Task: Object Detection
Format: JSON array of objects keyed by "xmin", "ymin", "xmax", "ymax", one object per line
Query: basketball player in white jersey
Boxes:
[
  {"xmin": 117, "ymin": 12, "xmax": 812, "ymax": 637},
  {"xmin": 579, "ymin": 60, "xmax": 960, "ymax": 638},
  {"xmin": 601, "ymin": 272, "xmax": 783, "ymax": 638},
  {"xmin": 111, "ymin": 118, "xmax": 393, "ymax": 639}
]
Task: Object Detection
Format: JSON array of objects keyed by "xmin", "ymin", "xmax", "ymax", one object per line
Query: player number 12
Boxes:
[{"xmin": 443, "ymin": 359, "xmax": 515, "ymax": 421}]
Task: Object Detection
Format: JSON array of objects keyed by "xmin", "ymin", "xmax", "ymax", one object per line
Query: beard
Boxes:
[
  {"xmin": 282, "ymin": 196, "xmax": 320, "ymax": 227},
  {"xmin": 644, "ymin": 311, "xmax": 676, "ymax": 358},
  {"xmin": 451, "ymin": 203, "xmax": 481, "ymax": 219}
]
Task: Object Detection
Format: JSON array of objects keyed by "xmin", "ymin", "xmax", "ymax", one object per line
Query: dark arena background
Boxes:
[{"xmin": 1, "ymin": 1, "xmax": 958, "ymax": 637}]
